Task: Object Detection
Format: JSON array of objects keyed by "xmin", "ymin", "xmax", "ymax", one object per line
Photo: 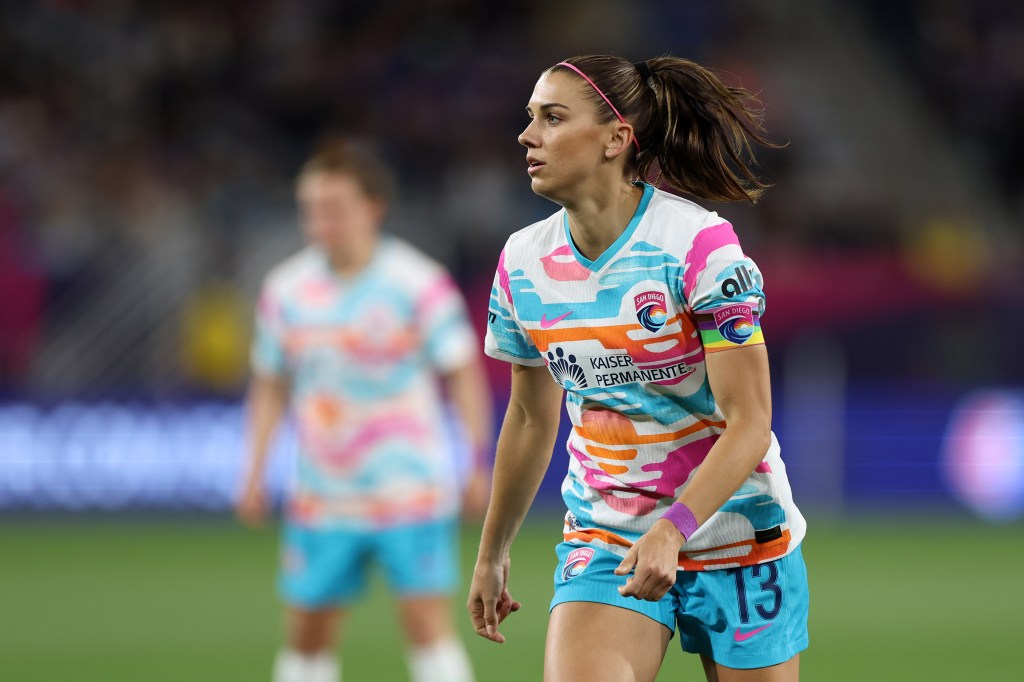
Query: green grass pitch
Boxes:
[{"xmin": 0, "ymin": 513, "xmax": 1019, "ymax": 680}]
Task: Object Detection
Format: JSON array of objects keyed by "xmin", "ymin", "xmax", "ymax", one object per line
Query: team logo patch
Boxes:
[
  {"xmin": 714, "ymin": 304, "xmax": 756, "ymax": 344},
  {"xmin": 561, "ymin": 547, "xmax": 596, "ymax": 581},
  {"xmin": 634, "ymin": 291, "xmax": 667, "ymax": 333},
  {"xmin": 547, "ymin": 347, "xmax": 588, "ymax": 389}
]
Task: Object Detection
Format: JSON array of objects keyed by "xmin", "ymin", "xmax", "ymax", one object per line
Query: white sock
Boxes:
[
  {"xmin": 273, "ymin": 649, "xmax": 340, "ymax": 682},
  {"xmin": 407, "ymin": 637, "xmax": 473, "ymax": 682}
]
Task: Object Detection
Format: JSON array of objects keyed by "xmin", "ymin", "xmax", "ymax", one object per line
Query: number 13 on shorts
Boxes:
[{"xmin": 675, "ymin": 547, "xmax": 809, "ymax": 668}]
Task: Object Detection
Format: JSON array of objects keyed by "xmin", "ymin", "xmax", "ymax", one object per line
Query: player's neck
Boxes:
[
  {"xmin": 327, "ymin": 237, "xmax": 377, "ymax": 279},
  {"xmin": 564, "ymin": 181, "xmax": 643, "ymax": 262}
]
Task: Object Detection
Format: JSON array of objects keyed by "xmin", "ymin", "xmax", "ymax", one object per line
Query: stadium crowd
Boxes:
[{"xmin": 0, "ymin": 0, "xmax": 1020, "ymax": 396}]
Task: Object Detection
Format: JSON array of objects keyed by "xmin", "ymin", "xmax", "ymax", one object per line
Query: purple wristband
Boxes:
[{"xmin": 662, "ymin": 502, "xmax": 699, "ymax": 541}]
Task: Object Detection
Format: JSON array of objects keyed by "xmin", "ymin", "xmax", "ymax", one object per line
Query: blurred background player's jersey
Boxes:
[
  {"xmin": 485, "ymin": 184, "xmax": 806, "ymax": 570},
  {"xmin": 253, "ymin": 236, "xmax": 477, "ymax": 529}
]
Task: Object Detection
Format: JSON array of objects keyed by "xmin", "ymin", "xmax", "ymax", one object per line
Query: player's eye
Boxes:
[{"xmin": 546, "ymin": 114, "xmax": 561, "ymax": 124}]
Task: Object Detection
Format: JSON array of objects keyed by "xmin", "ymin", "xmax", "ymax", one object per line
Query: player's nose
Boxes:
[{"xmin": 518, "ymin": 121, "xmax": 539, "ymax": 148}]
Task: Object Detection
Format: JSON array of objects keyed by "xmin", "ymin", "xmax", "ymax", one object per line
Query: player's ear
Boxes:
[
  {"xmin": 604, "ymin": 123, "xmax": 635, "ymax": 161},
  {"xmin": 370, "ymin": 197, "xmax": 388, "ymax": 223}
]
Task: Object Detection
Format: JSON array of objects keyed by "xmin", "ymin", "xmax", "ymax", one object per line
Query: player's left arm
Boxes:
[
  {"xmin": 442, "ymin": 356, "xmax": 494, "ymax": 517},
  {"xmin": 617, "ymin": 344, "xmax": 772, "ymax": 601},
  {"xmin": 674, "ymin": 344, "xmax": 773, "ymax": 521}
]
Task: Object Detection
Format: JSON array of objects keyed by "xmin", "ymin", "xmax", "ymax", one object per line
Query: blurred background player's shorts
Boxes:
[{"xmin": 279, "ymin": 518, "xmax": 460, "ymax": 607}]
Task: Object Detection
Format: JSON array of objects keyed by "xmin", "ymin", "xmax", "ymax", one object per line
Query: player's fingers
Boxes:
[
  {"xmin": 469, "ymin": 597, "xmax": 501, "ymax": 642},
  {"xmin": 613, "ymin": 544, "xmax": 639, "ymax": 575},
  {"xmin": 482, "ymin": 597, "xmax": 504, "ymax": 642},
  {"xmin": 502, "ymin": 588, "xmax": 521, "ymax": 615},
  {"xmin": 466, "ymin": 593, "xmax": 481, "ymax": 622},
  {"xmin": 247, "ymin": 505, "xmax": 266, "ymax": 528},
  {"xmin": 647, "ymin": 584, "xmax": 671, "ymax": 601},
  {"xmin": 238, "ymin": 489, "xmax": 267, "ymax": 526},
  {"xmin": 618, "ymin": 574, "xmax": 637, "ymax": 598},
  {"xmin": 236, "ymin": 501, "xmax": 259, "ymax": 527},
  {"xmin": 618, "ymin": 565, "xmax": 653, "ymax": 599},
  {"xmin": 497, "ymin": 596, "xmax": 513, "ymax": 622},
  {"xmin": 628, "ymin": 564, "xmax": 675, "ymax": 601},
  {"xmin": 467, "ymin": 594, "xmax": 485, "ymax": 626}
]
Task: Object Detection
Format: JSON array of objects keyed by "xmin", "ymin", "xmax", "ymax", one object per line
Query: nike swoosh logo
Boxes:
[
  {"xmin": 540, "ymin": 311, "xmax": 572, "ymax": 329},
  {"xmin": 733, "ymin": 624, "xmax": 772, "ymax": 642}
]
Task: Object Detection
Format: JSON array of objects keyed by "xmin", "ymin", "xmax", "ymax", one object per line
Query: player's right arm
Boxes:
[
  {"xmin": 468, "ymin": 362, "xmax": 563, "ymax": 643},
  {"xmin": 236, "ymin": 373, "xmax": 289, "ymax": 528}
]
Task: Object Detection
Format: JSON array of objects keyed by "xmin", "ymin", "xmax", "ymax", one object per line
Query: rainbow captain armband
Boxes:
[
  {"xmin": 696, "ymin": 303, "xmax": 764, "ymax": 352},
  {"xmin": 661, "ymin": 501, "xmax": 699, "ymax": 541}
]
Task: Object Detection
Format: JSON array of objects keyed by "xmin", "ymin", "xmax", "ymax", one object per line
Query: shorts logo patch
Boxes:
[
  {"xmin": 734, "ymin": 624, "xmax": 772, "ymax": 642},
  {"xmin": 634, "ymin": 291, "xmax": 667, "ymax": 333},
  {"xmin": 561, "ymin": 547, "xmax": 596, "ymax": 581},
  {"xmin": 713, "ymin": 304, "xmax": 756, "ymax": 345}
]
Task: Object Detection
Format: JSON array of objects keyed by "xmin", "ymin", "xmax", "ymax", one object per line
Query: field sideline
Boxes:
[{"xmin": 0, "ymin": 514, "xmax": 1017, "ymax": 681}]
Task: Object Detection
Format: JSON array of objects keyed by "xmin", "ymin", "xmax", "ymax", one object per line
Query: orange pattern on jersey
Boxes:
[
  {"xmin": 678, "ymin": 528, "xmax": 792, "ymax": 570},
  {"xmin": 586, "ymin": 445, "xmax": 639, "ymax": 461},
  {"xmin": 526, "ymin": 314, "xmax": 700, "ymax": 365},
  {"xmin": 289, "ymin": 487, "xmax": 442, "ymax": 526},
  {"xmin": 577, "ymin": 407, "xmax": 726, "ymax": 447},
  {"xmin": 563, "ymin": 528, "xmax": 632, "ymax": 549},
  {"xmin": 307, "ymin": 394, "xmax": 344, "ymax": 429},
  {"xmin": 285, "ymin": 325, "xmax": 420, "ymax": 359},
  {"xmin": 564, "ymin": 527, "xmax": 793, "ymax": 570}
]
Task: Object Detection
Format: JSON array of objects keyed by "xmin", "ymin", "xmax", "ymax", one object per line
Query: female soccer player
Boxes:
[
  {"xmin": 238, "ymin": 139, "xmax": 491, "ymax": 682},
  {"xmin": 468, "ymin": 55, "xmax": 808, "ymax": 681}
]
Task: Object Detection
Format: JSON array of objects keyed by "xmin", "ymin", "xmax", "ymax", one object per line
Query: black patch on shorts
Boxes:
[{"xmin": 754, "ymin": 525, "xmax": 783, "ymax": 544}]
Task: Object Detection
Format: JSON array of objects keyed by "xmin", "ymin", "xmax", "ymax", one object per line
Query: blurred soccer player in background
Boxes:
[
  {"xmin": 237, "ymin": 139, "xmax": 491, "ymax": 682},
  {"xmin": 469, "ymin": 55, "xmax": 808, "ymax": 681}
]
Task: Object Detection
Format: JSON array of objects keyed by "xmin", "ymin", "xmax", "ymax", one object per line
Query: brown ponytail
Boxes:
[{"xmin": 550, "ymin": 55, "xmax": 780, "ymax": 203}]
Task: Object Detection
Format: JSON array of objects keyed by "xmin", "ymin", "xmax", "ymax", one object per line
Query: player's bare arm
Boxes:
[
  {"xmin": 236, "ymin": 372, "xmax": 289, "ymax": 528},
  {"xmin": 616, "ymin": 344, "xmax": 773, "ymax": 602},
  {"xmin": 469, "ymin": 363, "xmax": 563, "ymax": 643},
  {"xmin": 442, "ymin": 357, "xmax": 494, "ymax": 518}
]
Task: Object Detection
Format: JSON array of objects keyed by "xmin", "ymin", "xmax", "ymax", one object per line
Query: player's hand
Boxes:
[
  {"xmin": 614, "ymin": 519, "xmax": 684, "ymax": 601},
  {"xmin": 460, "ymin": 469, "xmax": 491, "ymax": 520},
  {"xmin": 235, "ymin": 475, "xmax": 268, "ymax": 528},
  {"xmin": 467, "ymin": 554, "xmax": 521, "ymax": 644}
]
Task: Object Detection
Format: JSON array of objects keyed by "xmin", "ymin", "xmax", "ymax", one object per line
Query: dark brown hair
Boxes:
[
  {"xmin": 550, "ymin": 55, "xmax": 780, "ymax": 203},
  {"xmin": 299, "ymin": 137, "xmax": 394, "ymax": 203}
]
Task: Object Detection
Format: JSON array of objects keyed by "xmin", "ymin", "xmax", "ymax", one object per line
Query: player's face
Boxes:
[
  {"xmin": 297, "ymin": 171, "xmax": 383, "ymax": 254},
  {"xmin": 518, "ymin": 71, "xmax": 615, "ymax": 203}
]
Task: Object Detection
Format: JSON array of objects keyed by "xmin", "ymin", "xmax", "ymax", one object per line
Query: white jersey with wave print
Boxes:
[
  {"xmin": 253, "ymin": 237, "xmax": 478, "ymax": 529},
  {"xmin": 484, "ymin": 183, "xmax": 805, "ymax": 570}
]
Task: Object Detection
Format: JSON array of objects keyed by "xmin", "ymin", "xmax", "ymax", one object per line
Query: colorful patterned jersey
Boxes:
[
  {"xmin": 253, "ymin": 237, "xmax": 477, "ymax": 529},
  {"xmin": 485, "ymin": 184, "xmax": 806, "ymax": 570}
]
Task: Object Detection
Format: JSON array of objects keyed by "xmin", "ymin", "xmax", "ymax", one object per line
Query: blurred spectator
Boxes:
[
  {"xmin": 0, "ymin": 0, "xmax": 1018, "ymax": 397},
  {"xmin": 0, "ymin": 186, "xmax": 47, "ymax": 384}
]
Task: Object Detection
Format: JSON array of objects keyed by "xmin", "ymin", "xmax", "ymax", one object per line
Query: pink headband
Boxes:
[{"xmin": 556, "ymin": 61, "xmax": 640, "ymax": 151}]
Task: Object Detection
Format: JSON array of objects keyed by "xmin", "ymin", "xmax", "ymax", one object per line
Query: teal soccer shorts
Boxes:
[
  {"xmin": 551, "ymin": 542, "xmax": 809, "ymax": 669},
  {"xmin": 279, "ymin": 518, "xmax": 459, "ymax": 608}
]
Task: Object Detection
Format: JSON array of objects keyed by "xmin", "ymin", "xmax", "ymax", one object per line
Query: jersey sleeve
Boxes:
[
  {"xmin": 250, "ymin": 279, "xmax": 289, "ymax": 376},
  {"xmin": 415, "ymin": 271, "xmax": 479, "ymax": 374},
  {"xmin": 483, "ymin": 247, "xmax": 545, "ymax": 366},
  {"xmin": 681, "ymin": 220, "xmax": 766, "ymax": 353}
]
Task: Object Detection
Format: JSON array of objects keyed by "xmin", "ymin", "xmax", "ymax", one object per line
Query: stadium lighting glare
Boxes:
[{"xmin": 942, "ymin": 390, "xmax": 1024, "ymax": 521}]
